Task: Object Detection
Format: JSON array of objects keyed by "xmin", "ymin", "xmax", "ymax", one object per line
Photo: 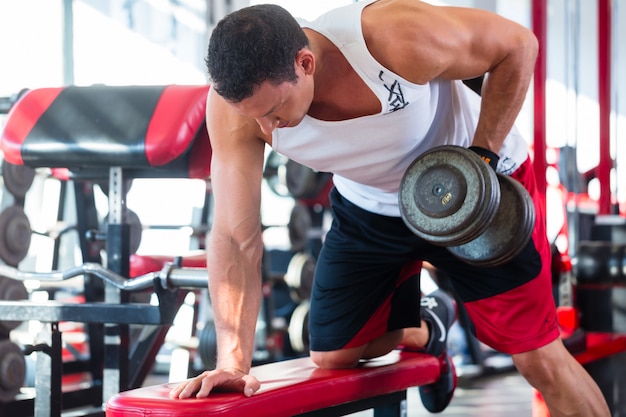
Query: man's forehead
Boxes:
[{"xmin": 231, "ymin": 81, "xmax": 288, "ymax": 117}]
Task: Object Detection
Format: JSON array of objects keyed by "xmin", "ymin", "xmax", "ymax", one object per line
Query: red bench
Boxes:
[{"xmin": 106, "ymin": 350, "xmax": 443, "ymax": 417}]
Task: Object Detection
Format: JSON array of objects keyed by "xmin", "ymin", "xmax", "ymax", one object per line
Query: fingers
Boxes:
[
  {"xmin": 194, "ymin": 373, "xmax": 219, "ymax": 398},
  {"xmin": 169, "ymin": 369, "xmax": 261, "ymax": 399},
  {"xmin": 242, "ymin": 374, "xmax": 261, "ymax": 397},
  {"xmin": 169, "ymin": 381, "xmax": 189, "ymax": 399},
  {"xmin": 169, "ymin": 372, "xmax": 206, "ymax": 399},
  {"xmin": 169, "ymin": 384, "xmax": 184, "ymax": 399}
]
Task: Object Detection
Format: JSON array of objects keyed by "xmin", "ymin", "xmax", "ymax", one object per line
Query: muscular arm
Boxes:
[
  {"xmin": 208, "ymin": 88, "xmax": 266, "ymax": 373},
  {"xmin": 171, "ymin": 88, "xmax": 267, "ymax": 398},
  {"xmin": 363, "ymin": 0, "xmax": 538, "ymax": 152}
]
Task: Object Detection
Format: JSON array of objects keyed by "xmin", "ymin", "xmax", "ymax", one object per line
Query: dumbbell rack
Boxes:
[
  {"xmin": 0, "ymin": 260, "xmax": 209, "ymax": 417},
  {"xmin": 0, "ymin": 156, "xmax": 215, "ymax": 417}
]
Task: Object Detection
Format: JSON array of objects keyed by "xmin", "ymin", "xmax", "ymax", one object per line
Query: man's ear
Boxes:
[{"xmin": 296, "ymin": 49, "xmax": 315, "ymax": 76}]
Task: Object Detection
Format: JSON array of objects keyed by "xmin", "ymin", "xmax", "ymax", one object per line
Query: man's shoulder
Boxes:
[{"xmin": 206, "ymin": 91, "xmax": 269, "ymax": 145}]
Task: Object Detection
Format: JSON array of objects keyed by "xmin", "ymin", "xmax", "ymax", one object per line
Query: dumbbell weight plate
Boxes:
[
  {"xmin": 288, "ymin": 203, "xmax": 312, "ymax": 252},
  {"xmin": 198, "ymin": 320, "xmax": 217, "ymax": 371},
  {"xmin": 0, "ymin": 339, "xmax": 26, "ymax": 402},
  {"xmin": 0, "ymin": 205, "xmax": 32, "ymax": 266},
  {"xmin": 1, "ymin": 160, "xmax": 36, "ymax": 199},
  {"xmin": 576, "ymin": 242, "xmax": 625, "ymax": 284},
  {"xmin": 286, "ymin": 160, "xmax": 332, "ymax": 200},
  {"xmin": 399, "ymin": 146, "xmax": 500, "ymax": 246},
  {"xmin": 610, "ymin": 245, "xmax": 625, "ymax": 283},
  {"xmin": 448, "ymin": 174, "xmax": 535, "ymax": 267},
  {"xmin": 284, "ymin": 252, "xmax": 315, "ymax": 302},
  {"xmin": 288, "ymin": 300, "xmax": 310, "ymax": 353},
  {"xmin": 263, "ymin": 150, "xmax": 290, "ymax": 197},
  {"xmin": 102, "ymin": 208, "xmax": 142, "ymax": 255},
  {"xmin": 0, "ymin": 277, "xmax": 29, "ymax": 334}
]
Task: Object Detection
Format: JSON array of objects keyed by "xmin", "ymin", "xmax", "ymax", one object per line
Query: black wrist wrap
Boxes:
[{"xmin": 469, "ymin": 146, "xmax": 499, "ymax": 171}]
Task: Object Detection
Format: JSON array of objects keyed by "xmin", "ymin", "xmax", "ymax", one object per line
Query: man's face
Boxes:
[{"xmin": 229, "ymin": 59, "xmax": 314, "ymax": 135}]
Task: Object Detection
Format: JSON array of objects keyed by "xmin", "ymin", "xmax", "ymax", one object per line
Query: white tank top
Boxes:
[{"xmin": 271, "ymin": 0, "xmax": 528, "ymax": 216}]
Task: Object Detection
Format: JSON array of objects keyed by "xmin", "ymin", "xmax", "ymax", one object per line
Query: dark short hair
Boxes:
[{"xmin": 206, "ymin": 4, "xmax": 310, "ymax": 103}]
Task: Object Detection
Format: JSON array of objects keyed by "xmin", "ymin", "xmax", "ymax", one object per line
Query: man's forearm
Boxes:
[
  {"xmin": 472, "ymin": 31, "xmax": 538, "ymax": 153},
  {"xmin": 207, "ymin": 231, "xmax": 264, "ymax": 372}
]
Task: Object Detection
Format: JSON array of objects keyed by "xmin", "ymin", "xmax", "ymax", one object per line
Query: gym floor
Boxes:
[{"xmin": 349, "ymin": 370, "xmax": 534, "ymax": 417}]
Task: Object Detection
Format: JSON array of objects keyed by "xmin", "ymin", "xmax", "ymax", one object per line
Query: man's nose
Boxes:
[{"xmin": 256, "ymin": 117, "xmax": 278, "ymax": 135}]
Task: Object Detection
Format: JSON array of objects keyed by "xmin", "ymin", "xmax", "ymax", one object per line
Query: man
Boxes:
[{"xmin": 170, "ymin": 1, "xmax": 610, "ymax": 415}]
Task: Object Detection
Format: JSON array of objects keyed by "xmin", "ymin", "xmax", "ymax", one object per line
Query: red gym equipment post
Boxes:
[
  {"xmin": 532, "ymin": 0, "xmax": 548, "ymax": 220},
  {"xmin": 597, "ymin": 0, "xmax": 613, "ymax": 215}
]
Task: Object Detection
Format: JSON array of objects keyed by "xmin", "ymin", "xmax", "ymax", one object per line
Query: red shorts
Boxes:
[
  {"xmin": 462, "ymin": 159, "xmax": 559, "ymax": 354},
  {"xmin": 311, "ymin": 158, "xmax": 559, "ymax": 355}
]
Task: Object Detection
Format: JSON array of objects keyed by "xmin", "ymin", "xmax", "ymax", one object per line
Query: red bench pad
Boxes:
[
  {"xmin": 106, "ymin": 351, "xmax": 440, "ymax": 417},
  {"xmin": 129, "ymin": 252, "xmax": 207, "ymax": 278},
  {"xmin": 1, "ymin": 85, "xmax": 211, "ymax": 178}
]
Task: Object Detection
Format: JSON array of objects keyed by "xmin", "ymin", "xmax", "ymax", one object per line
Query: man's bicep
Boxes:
[
  {"xmin": 208, "ymin": 133, "xmax": 265, "ymax": 240},
  {"xmin": 210, "ymin": 145, "xmax": 264, "ymax": 236}
]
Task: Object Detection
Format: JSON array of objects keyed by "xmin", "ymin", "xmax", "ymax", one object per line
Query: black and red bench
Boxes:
[{"xmin": 1, "ymin": 85, "xmax": 211, "ymax": 175}]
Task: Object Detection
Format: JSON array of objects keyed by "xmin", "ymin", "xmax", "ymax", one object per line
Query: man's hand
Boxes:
[
  {"xmin": 469, "ymin": 146, "xmax": 499, "ymax": 171},
  {"xmin": 169, "ymin": 367, "xmax": 261, "ymax": 399}
]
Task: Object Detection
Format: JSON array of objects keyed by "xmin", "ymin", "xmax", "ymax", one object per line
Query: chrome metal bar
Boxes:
[{"xmin": 0, "ymin": 263, "xmax": 208, "ymax": 291}]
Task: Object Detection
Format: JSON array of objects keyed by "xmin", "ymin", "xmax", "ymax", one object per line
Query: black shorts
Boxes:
[{"xmin": 309, "ymin": 158, "xmax": 559, "ymax": 354}]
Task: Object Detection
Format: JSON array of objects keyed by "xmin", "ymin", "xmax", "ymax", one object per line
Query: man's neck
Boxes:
[{"xmin": 305, "ymin": 30, "xmax": 381, "ymax": 121}]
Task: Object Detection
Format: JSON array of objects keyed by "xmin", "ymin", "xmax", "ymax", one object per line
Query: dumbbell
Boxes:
[
  {"xmin": 575, "ymin": 241, "xmax": 625, "ymax": 284},
  {"xmin": 0, "ymin": 277, "xmax": 29, "ymax": 335},
  {"xmin": 1, "ymin": 160, "xmax": 36, "ymax": 199},
  {"xmin": 0, "ymin": 339, "xmax": 26, "ymax": 402},
  {"xmin": 399, "ymin": 145, "xmax": 535, "ymax": 267},
  {"xmin": 0, "ymin": 205, "xmax": 32, "ymax": 266},
  {"xmin": 284, "ymin": 252, "xmax": 315, "ymax": 302}
]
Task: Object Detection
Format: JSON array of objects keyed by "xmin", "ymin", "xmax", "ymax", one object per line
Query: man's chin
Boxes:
[{"xmin": 281, "ymin": 117, "xmax": 305, "ymax": 128}]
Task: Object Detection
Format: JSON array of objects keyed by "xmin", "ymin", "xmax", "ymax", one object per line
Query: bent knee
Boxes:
[
  {"xmin": 514, "ymin": 351, "xmax": 556, "ymax": 388},
  {"xmin": 512, "ymin": 339, "xmax": 572, "ymax": 389},
  {"xmin": 310, "ymin": 347, "xmax": 364, "ymax": 369}
]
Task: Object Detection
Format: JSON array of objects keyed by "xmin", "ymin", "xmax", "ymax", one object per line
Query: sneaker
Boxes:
[{"xmin": 419, "ymin": 289, "xmax": 457, "ymax": 413}]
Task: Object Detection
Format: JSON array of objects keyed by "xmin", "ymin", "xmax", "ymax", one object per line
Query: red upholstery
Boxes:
[
  {"xmin": 0, "ymin": 88, "xmax": 61, "ymax": 165},
  {"xmin": 0, "ymin": 85, "xmax": 211, "ymax": 178},
  {"xmin": 143, "ymin": 85, "xmax": 209, "ymax": 167},
  {"xmin": 106, "ymin": 351, "xmax": 441, "ymax": 417},
  {"xmin": 129, "ymin": 252, "xmax": 207, "ymax": 278}
]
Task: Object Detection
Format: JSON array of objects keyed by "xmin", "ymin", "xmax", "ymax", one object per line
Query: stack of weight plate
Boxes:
[{"xmin": 0, "ymin": 159, "xmax": 34, "ymax": 402}]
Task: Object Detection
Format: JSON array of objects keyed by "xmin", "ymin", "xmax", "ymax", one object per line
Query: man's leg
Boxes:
[
  {"xmin": 310, "ymin": 329, "xmax": 407, "ymax": 369},
  {"xmin": 311, "ymin": 288, "xmax": 458, "ymax": 414},
  {"xmin": 309, "ymin": 188, "xmax": 459, "ymax": 412},
  {"xmin": 513, "ymin": 339, "xmax": 610, "ymax": 417}
]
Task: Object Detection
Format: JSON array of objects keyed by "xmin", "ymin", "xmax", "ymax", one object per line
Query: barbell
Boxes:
[{"xmin": 399, "ymin": 145, "xmax": 535, "ymax": 267}]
